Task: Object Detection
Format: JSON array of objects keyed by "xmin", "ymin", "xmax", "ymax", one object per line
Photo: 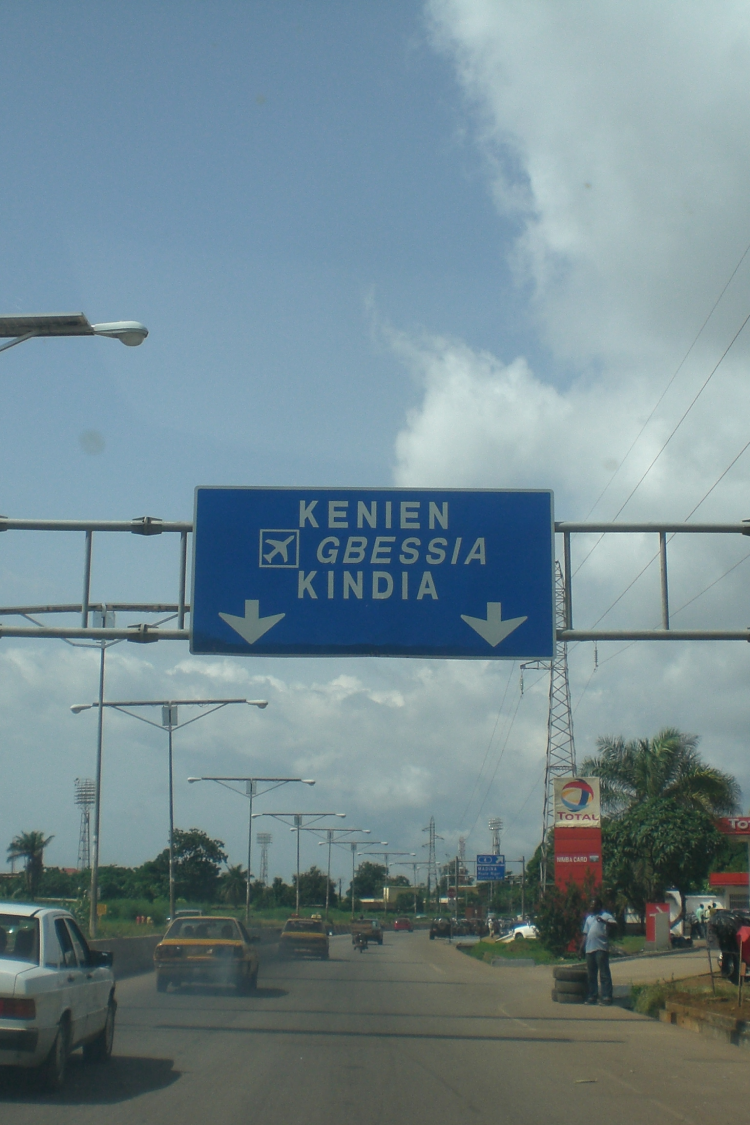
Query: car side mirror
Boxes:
[{"xmin": 89, "ymin": 949, "xmax": 114, "ymax": 967}]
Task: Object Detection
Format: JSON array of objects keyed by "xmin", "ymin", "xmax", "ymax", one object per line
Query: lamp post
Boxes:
[
  {"xmin": 71, "ymin": 697, "xmax": 267, "ymax": 928},
  {"xmin": 295, "ymin": 827, "xmax": 367, "ymax": 920},
  {"xmin": 357, "ymin": 851, "xmax": 415, "ymax": 918},
  {"xmin": 0, "ymin": 312, "xmax": 148, "ymax": 353},
  {"xmin": 187, "ymin": 776, "xmax": 315, "ymax": 922},
  {"xmin": 252, "ymin": 813, "xmax": 345, "ymax": 913},
  {"xmin": 330, "ymin": 840, "xmax": 387, "ymax": 920}
]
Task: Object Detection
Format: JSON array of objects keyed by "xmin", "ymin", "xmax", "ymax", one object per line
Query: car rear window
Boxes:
[
  {"xmin": 164, "ymin": 919, "xmax": 241, "ymax": 940},
  {"xmin": 284, "ymin": 920, "xmax": 324, "ymax": 933},
  {"xmin": 0, "ymin": 915, "xmax": 39, "ymax": 964}
]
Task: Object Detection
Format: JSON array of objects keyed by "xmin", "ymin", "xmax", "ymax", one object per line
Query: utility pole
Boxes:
[
  {"xmin": 489, "ymin": 817, "xmax": 503, "ymax": 855},
  {"xmin": 312, "ymin": 828, "xmax": 369, "ymax": 919}
]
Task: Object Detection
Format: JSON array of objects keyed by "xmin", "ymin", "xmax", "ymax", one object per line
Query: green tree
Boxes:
[
  {"xmin": 8, "ymin": 831, "xmax": 54, "ymax": 899},
  {"xmin": 294, "ymin": 865, "xmax": 337, "ymax": 907},
  {"xmin": 581, "ymin": 727, "xmax": 739, "ymax": 816},
  {"xmin": 139, "ymin": 829, "xmax": 228, "ymax": 902},
  {"xmin": 603, "ymin": 797, "xmax": 722, "ymax": 919},
  {"xmin": 581, "ymin": 727, "xmax": 740, "ymax": 921},
  {"xmin": 350, "ymin": 861, "xmax": 387, "ymax": 900},
  {"xmin": 220, "ymin": 864, "xmax": 247, "ymax": 906}
]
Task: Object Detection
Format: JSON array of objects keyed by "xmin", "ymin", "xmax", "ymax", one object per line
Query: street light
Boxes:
[
  {"xmin": 0, "ymin": 313, "xmax": 148, "ymax": 353},
  {"xmin": 299, "ymin": 826, "xmax": 369, "ymax": 920},
  {"xmin": 251, "ymin": 812, "xmax": 345, "ymax": 913},
  {"xmin": 187, "ymin": 776, "xmax": 315, "ymax": 922},
  {"xmin": 71, "ymin": 697, "xmax": 267, "ymax": 930},
  {"xmin": 334, "ymin": 840, "xmax": 387, "ymax": 920}
]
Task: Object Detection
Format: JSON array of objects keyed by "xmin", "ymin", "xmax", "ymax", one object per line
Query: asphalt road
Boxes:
[{"xmin": 2, "ymin": 932, "xmax": 750, "ymax": 1122}]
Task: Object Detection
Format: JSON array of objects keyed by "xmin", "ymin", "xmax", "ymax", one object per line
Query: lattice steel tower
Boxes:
[
  {"xmin": 488, "ymin": 817, "xmax": 503, "ymax": 855},
  {"xmin": 540, "ymin": 561, "xmax": 576, "ymax": 887},
  {"xmin": 74, "ymin": 778, "xmax": 96, "ymax": 871},
  {"xmin": 256, "ymin": 832, "xmax": 272, "ymax": 885},
  {"xmin": 422, "ymin": 816, "xmax": 441, "ymax": 907},
  {"xmin": 522, "ymin": 561, "xmax": 576, "ymax": 891}
]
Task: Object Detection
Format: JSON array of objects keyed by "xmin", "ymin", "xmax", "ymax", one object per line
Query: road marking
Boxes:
[
  {"xmin": 429, "ymin": 963, "xmax": 446, "ymax": 974},
  {"xmin": 498, "ymin": 1004, "xmax": 536, "ymax": 1033}
]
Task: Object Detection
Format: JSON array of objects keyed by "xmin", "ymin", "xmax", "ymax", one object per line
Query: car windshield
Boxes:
[
  {"xmin": 0, "ymin": 915, "xmax": 39, "ymax": 964},
  {"xmin": 284, "ymin": 920, "xmax": 324, "ymax": 934},
  {"xmin": 165, "ymin": 919, "xmax": 241, "ymax": 940}
]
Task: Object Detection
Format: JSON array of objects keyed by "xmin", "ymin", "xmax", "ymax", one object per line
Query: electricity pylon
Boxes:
[
  {"xmin": 488, "ymin": 817, "xmax": 503, "ymax": 855},
  {"xmin": 522, "ymin": 561, "xmax": 576, "ymax": 892},
  {"xmin": 422, "ymin": 816, "xmax": 442, "ymax": 909}
]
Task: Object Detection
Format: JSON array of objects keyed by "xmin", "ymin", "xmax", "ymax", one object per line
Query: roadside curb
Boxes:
[{"xmin": 660, "ymin": 1000, "xmax": 750, "ymax": 1049}]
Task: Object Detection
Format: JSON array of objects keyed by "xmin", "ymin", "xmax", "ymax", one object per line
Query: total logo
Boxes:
[{"xmin": 560, "ymin": 779, "xmax": 594, "ymax": 811}]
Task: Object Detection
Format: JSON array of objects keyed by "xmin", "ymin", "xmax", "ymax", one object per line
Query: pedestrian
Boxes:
[
  {"xmin": 694, "ymin": 902, "xmax": 705, "ymax": 940},
  {"xmin": 580, "ymin": 896, "xmax": 616, "ymax": 1005}
]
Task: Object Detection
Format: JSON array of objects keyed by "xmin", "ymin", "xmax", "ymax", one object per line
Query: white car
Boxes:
[
  {"xmin": 0, "ymin": 903, "xmax": 116, "ymax": 1089},
  {"xmin": 498, "ymin": 922, "xmax": 539, "ymax": 943}
]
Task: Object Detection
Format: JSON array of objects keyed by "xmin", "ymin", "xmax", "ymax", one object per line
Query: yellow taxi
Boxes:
[
  {"xmin": 153, "ymin": 915, "xmax": 259, "ymax": 993},
  {"xmin": 278, "ymin": 915, "xmax": 330, "ymax": 960}
]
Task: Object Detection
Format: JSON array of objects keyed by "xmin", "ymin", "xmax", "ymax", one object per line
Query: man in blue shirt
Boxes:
[{"xmin": 581, "ymin": 897, "xmax": 615, "ymax": 1005}]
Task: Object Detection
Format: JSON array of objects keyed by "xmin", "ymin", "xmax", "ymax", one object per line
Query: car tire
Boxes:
[
  {"xmin": 236, "ymin": 967, "xmax": 252, "ymax": 995},
  {"xmin": 39, "ymin": 1017, "xmax": 70, "ymax": 1091},
  {"xmin": 429, "ymin": 933, "xmax": 435, "ymax": 940},
  {"xmin": 551, "ymin": 988, "xmax": 586, "ymax": 1004},
  {"xmin": 553, "ymin": 966, "xmax": 588, "ymax": 983},
  {"xmin": 321, "ymin": 951, "xmax": 329, "ymax": 960},
  {"xmin": 156, "ymin": 974, "xmax": 168, "ymax": 993},
  {"xmin": 721, "ymin": 953, "xmax": 740, "ymax": 985},
  {"xmin": 554, "ymin": 980, "xmax": 587, "ymax": 995},
  {"xmin": 514, "ymin": 933, "xmax": 524, "ymax": 941},
  {"xmin": 83, "ymin": 998, "xmax": 116, "ymax": 1063}
]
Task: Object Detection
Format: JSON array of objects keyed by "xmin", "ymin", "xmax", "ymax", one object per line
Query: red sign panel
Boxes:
[
  {"xmin": 717, "ymin": 817, "xmax": 750, "ymax": 837},
  {"xmin": 554, "ymin": 827, "xmax": 602, "ymax": 889}
]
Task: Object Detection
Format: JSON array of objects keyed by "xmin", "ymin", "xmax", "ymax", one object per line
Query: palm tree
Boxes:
[
  {"xmin": 580, "ymin": 727, "xmax": 740, "ymax": 817},
  {"xmin": 219, "ymin": 864, "xmax": 247, "ymax": 907},
  {"xmin": 7, "ymin": 831, "xmax": 55, "ymax": 899}
]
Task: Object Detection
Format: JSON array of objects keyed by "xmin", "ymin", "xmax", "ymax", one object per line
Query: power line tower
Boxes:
[
  {"xmin": 422, "ymin": 816, "xmax": 442, "ymax": 909},
  {"xmin": 458, "ymin": 836, "xmax": 466, "ymax": 865},
  {"xmin": 257, "ymin": 832, "xmax": 272, "ymax": 885},
  {"xmin": 74, "ymin": 778, "xmax": 96, "ymax": 871},
  {"xmin": 488, "ymin": 817, "xmax": 503, "ymax": 855},
  {"xmin": 522, "ymin": 561, "xmax": 576, "ymax": 892}
]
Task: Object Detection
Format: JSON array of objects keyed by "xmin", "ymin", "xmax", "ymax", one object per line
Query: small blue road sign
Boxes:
[
  {"xmin": 191, "ymin": 487, "xmax": 554, "ymax": 659},
  {"xmin": 476, "ymin": 854, "xmax": 506, "ymax": 881}
]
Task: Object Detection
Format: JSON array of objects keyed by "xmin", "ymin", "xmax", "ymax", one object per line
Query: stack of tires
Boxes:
[{"xmin": 551, "ymin": 964, "xmax": 587, "ymax": 1003}]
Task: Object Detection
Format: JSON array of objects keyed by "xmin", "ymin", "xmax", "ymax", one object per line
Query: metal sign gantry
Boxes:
[{"xmin": 1, "ymin": 514, "xmax": 749, "ymax": 644}]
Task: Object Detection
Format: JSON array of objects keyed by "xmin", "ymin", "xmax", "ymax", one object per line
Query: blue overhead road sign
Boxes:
[
  {"xmin": 191, "ymin": 488, "xmax": 554, "ymax": 659},
  {"xmin": 476, "ymin": 854, "xmax": 506, "ymax": 880}
]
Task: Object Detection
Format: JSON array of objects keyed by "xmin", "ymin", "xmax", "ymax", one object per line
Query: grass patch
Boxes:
[
  {"xmin": 631, "ymin": 981, "xmax": 676, "ymax": 1017},
  {"xmin": 461, "ymin": 938, "xmax": 562, "ymax": 965}
]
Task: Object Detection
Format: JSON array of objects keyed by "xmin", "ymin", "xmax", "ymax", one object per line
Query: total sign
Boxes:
[
  {"xmin": 553, "ymin": 777, "xmax": 601, "ymax": 828},
  {"xmin": 191, "ymin": 487, "xmax": 555, "ymax": 659}
]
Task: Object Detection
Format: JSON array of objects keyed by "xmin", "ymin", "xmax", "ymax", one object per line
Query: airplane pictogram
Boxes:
[
  {"xmin": 263, "ymin": 535, "xmax": 295, "ymax": 563},
  {"xmin": 258, "ymin": 529, "xmax": 299, "ymax": 568}
]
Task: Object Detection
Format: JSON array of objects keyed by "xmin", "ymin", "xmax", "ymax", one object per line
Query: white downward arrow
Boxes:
[
  {"xmin": 219, "ymin": 600, "xmax": 285, "ymax": 645},
  {"xmin": 461, "ymin": 602, "xmax": 528, "ymax": 648}
]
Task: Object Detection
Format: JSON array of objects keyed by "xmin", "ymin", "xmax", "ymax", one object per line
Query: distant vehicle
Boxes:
[
  {"xmin": 351, "ymin": 918, "xmax": 384, "ymax": 945},
  {"xmin": 393, "ymin": 917, "xmax": 413, "ymax": 932},
  {"xmin": 0, "ymin": 904, "xmax": 116, "ymax": 1090},
  {"xmin": 498, "ymin": 922, "xmax": 538, "ymax": 943},
  {"xmin": 279, "ymin": 917, "xmax": 330, "ymax": 960},
  {"xmin": 154, "ymin": 915, "xmax": 260, "ymax": 991},
  {"xmin": 429, "ymin": 917, "xmax": 453, "ymax": 940}
]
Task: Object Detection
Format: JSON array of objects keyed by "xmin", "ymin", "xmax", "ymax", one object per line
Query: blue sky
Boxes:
[{"xmin": 3, "ymin": 2, "xmax": 750, "ymax": 884}]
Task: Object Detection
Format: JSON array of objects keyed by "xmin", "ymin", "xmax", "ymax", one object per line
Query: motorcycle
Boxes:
[{"xmin": 354, "ymin": 932, "xmax": 369, "ymax": 953}]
